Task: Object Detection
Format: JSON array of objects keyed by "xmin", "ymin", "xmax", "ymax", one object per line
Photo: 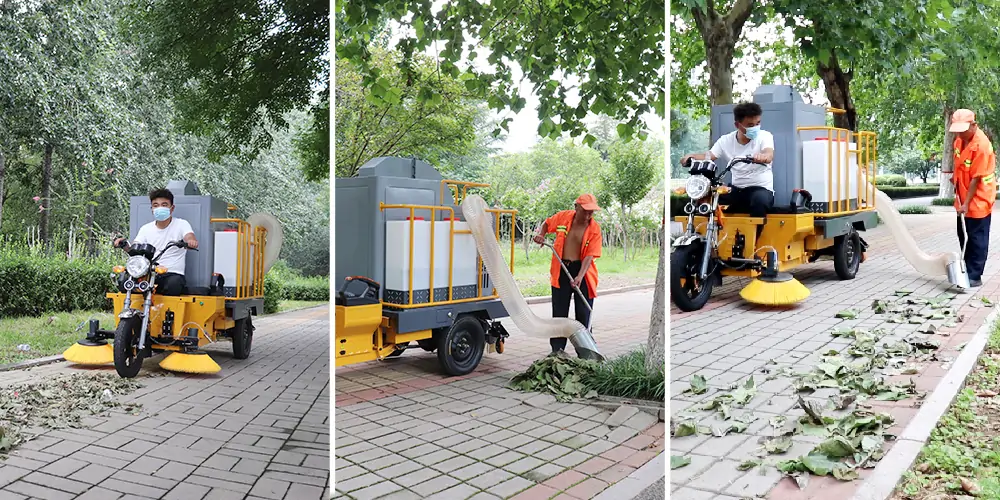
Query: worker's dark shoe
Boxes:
[{"xmin": 971, "ymin": 279, "xmax": 983, "ymax": 287}]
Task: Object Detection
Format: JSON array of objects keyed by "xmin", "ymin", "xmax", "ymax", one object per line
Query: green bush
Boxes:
[
  {"xmin": 263, "ymin": 272, "xmax": 284, "ymax": 314},
  {"xmin": 898, "ymin": 205, "xmax": 932, "ymax": 214},
  {"xmin": 284, "ymin": 276, "xmax": 329, "ymax": 301},
  {"xmin": 669, "ymin": 193, "xmax": 687, "ymax": 217},
  {"xmin": 0, "ymin": 251, "xmax": 116, "ymax": 317},
  {"xmin": 932, "ymin": 197, "xmax": 955, "ymax": 206},
  {"xmin": 878, "ymin": 186, "xmax": 940, "ymax": 198},
  {"xmin": 875, "ymin": 174, "xmax": 908, "ymax": 187},
  {"xmin": 583, "ymin": 348, "xmax": 664, "ymax": 401}
]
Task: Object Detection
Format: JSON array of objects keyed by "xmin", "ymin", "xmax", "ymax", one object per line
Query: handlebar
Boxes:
[{"xmin": 338, "ymin": 276, "xmax": 380, "ymax": 301}]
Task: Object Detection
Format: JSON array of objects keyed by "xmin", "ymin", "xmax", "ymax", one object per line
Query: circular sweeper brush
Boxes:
[{"xmin": 739, "ymin": 250, "xmax": 811, "ymax": 306}]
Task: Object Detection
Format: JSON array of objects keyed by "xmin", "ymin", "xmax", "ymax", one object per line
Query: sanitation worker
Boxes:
[
  {"xmin": 113, "ymin": 188, "xmax": 199, "ymax": 296},
  {"xmin": 679, "ymin": 101, "xmax": 775, "ymax": 218},
  {"xmin": 532, "ymin": 194, "xmax": 602, "ymax": 355},
  {"xmin": 949, "ymin": 108, "xmax": 996, "ymax": 288}
]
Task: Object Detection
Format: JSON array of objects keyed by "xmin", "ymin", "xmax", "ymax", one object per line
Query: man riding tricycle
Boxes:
[{"xmin": 63, "ymin": 182, "xmax": 282, "ymax": 378}]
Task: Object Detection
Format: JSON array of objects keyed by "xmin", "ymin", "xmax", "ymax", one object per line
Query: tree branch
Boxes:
[{"xmin": 726, "ymin": 0, "xmax": 755, "ymax": 38}]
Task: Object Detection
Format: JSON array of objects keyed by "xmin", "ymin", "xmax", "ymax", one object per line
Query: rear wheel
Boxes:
[
  {"xmin": 670, "ymin": 242, "xmax": 715, "ymax": 312},
  {"xmin": 113, "ymin": 316, "xmax": 144, "ymax": 378},
  {"xmin": 232, "ymin": 316, "xmax": 253, "ymax": 360},
  {"xmin": 833, "ymin": 229, "xmax": 862, "ymax": 280},
  {"xmin": 437, "ymin": 316, "xmax": 485, "ymax": 376}
]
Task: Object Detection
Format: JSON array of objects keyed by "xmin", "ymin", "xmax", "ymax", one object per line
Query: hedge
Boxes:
[
  {"xmin": 284, "ymin": 276, "xmax": 330, "ymax": 301},
  {"xmin": 874, "ymin": 174, "xmax": 907, "ymax": 187}
]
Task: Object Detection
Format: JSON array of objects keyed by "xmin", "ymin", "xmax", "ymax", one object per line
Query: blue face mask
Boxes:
[
  {"xmin": 745, "ymin": 125, "xmax": 761, "ymax": 140},
  {"xmin": 153, "ymin": 207, "xmax": 171, "ymax": 221}
]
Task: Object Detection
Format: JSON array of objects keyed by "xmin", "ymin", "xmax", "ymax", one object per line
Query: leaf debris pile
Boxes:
[
  {"xmin": 0, "ymin": 373, "xmax": 142, "ymax": 454},
  {"xmin": 672, "ymin": 290, "xmax": 968, "ymax": 490},
  {"xmin": 508, "ymin": 355, "xmax": 599, "ymax": 401}
]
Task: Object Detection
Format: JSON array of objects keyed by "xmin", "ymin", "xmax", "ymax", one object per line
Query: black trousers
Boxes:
[
  {"xmin": 957, "ymin": 214, "xmax": 991, "ymax": 282},
  {"xmin": 551, "ymin": 260, "xmax": 594, "ymax": 352},
  {"xmin": 718, "ymin": 186, "xmax": 774, "ymax": 218},
  {"xmin": 119, "ymin": 272, "xmax": 186, "ymax": 296}
]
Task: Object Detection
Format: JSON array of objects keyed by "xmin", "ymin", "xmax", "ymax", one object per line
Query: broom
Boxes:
[{"xmin": 739, "ymin": 249, "xmax": 811, "ymax": 305}]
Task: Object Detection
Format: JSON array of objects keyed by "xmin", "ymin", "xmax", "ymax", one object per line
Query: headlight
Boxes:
[
  {"xmin": 685, "ymin": 176, "xmax": 711, "ymax": 200},
  {"xmin": 126, "ymin": 256, "xmax": 150, "ymax": 278}
]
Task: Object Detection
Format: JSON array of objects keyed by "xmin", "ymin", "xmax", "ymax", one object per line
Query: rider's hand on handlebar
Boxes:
[
  {"xmin": 112, "ymin": 237, "xmax": 126, "ymax": 249},
  {"xmin": 752, "ymin": 152, "xmax": 772, "ymax": 164}
]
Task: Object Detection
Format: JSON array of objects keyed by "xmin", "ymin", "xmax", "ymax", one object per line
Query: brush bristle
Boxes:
[
  {"xmin": 159, "ymin": 352, "xmax": 221, "ymax": 374},
  {"xmin": 739, "ymin": 277, "xmax": 811, "ymax": 305},
  {"xmin": 63, "ymin": 343, "xmax": 113, "ymax": 365}
]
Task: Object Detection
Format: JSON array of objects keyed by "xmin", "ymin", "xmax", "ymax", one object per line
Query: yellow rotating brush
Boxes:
[
  {"xmin": 159, "ymin": 351, "xmax": 221, "ymax": 374},
  {"xmin": 740, "ymin": 249, "xmax": 811, "ymax": 305},
  {"xmin": 63, "ymin": 340, "xmax": 114, "ymax": 365}
]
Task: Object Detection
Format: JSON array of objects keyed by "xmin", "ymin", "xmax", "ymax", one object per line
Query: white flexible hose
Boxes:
[
  {"xmin": 460, "ymin": 195, "xmax": 584, "ymax": 339},
  {"xmin": 865, "ymin": 181, "xmax": 959, "ymax": 275}
]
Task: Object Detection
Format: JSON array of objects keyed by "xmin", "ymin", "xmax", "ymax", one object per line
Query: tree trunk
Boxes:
[
  {"xmin": 691, "ymin": 0, "xmax": 755, "ymax": 107},
  {"xmin": 40, "ymin": 143, "xmax": 53, "ymax": 250},
  {"xmin": 645, "ymin": 223, "xmax": 665, "ymax": 374},
  {"xmin": 817, "ymin": 50, "xmax": 857, "ymax": 131},
  {"xmin": 0, "ymin": 150, "xmax": 6, "ymax": 231},
  {"xmin": 939, "ymin": 108, "xmax": 956, "ymax": 198},
  {"xmin": 85, "ymin": 204, "xmax": 96, "ymax": 258},
  {"xmin": 620, "ymin": 202, "xmax": 629, "ymax": 263}
]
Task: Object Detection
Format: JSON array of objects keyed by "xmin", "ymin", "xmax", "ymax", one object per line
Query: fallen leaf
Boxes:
[
  {"xmin": 762, "ymin": 435, "xmax": 793, "ymax": 454},
  {"xmin": 961, "ymin": 478, "xmax": 982, "ymax": 495},
  {"xmin": 977, "ymin": 390, "xmax": 998, "ymax": 398},
  {"xmin": 737, "ymin": 459, "xmax": 761, "ymax": 471},
  {"xmin": 836, "ymin": 310, "xmax": 858, "ymax": 319},
  {"xmin": 670, "ymin": 455, "xmax": 691, "ymax": 469},
  {"xmin": 685, "ymin": 375, "xmax": 709, "ymax": 395}
]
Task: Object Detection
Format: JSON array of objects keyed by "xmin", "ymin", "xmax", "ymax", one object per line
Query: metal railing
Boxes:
[{"xmin": 796, "ymin": 126, "xmax": 878, "ymax": 216}]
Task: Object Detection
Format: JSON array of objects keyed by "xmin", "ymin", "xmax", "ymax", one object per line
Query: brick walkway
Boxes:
[
  {"xmin": 669, "ymin": 212, "xmax": 1000, "ymax": 500},
  {"xmin": 335, "ymin": 289, "xmax": 665, "ymax": 500},
  {"xmin": 0, "ymin": 306, "xmax": 330, "ymax": 500}
]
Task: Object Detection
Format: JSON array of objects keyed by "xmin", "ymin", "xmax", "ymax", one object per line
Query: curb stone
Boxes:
[
  {"xmin": 524, "ymin": 283, "xmax": 655, "ymax": 304},
  {"xmin": 850, "ymin": 305, "xmax": 1000, "ymax": 500},
  {"xmin": 0, "ymin": 303, "xmax": 331, "ymax": 374},
  {"xmin": 592, "ymin": 451, "xmax": 666, "ymax": 500}
]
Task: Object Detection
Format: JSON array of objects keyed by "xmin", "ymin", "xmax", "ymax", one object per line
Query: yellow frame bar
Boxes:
[
  {"xmin": 378, "ymin": 202, "xmax": 517, "ymax": 309},
  {"xmin": 440, "ymin": 179, "xmax": 491, "ymax": 206},
  {"xmin": 796, "ymin": 126, "xmax": 878, "ymax": 217},
  {"xmin": 211, "ymin": 218, "xmax": 266, "ymax": 300}
]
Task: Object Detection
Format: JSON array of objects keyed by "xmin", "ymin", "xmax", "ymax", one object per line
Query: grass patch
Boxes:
[
  {"xmin": 503, "ymin": 243, "xmax": 659, "ymax": 297},
  {"xmin": 277, "ymin": 300, "xmax": 327, "ymax": 313},
  {"xmin": 932, "ymin": 197, "xmax": 955, "ymax": 206},
  {"xmin": 898, "ymin": 205, "xmax": 932, "ymax": 215},
  {"xmin": 894, "ymin": 322, "xmax": 1000, "ymax": 499},
  {"xmin": 508, "ymin": 348, "xmax": 664, "ymax": 402},
  {"xmin": 0, "ymin": 300, "xmax": 325, "ymax": 365}
]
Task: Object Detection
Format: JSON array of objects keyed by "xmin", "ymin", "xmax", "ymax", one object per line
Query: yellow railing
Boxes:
[
  {"xmin": 379, "ymin": 202, "xmax": 516, "ymax": 309},
  {"xmin": 440, "ymin": 179, "xmax": 490, "ymax": 206},
  {"xmin": 211, "ymin": 218, "xmax": 267, "ymax": 299},
  {"xmin": 796, "ymin": 126, "xmax": 878, "ymax": 216}
]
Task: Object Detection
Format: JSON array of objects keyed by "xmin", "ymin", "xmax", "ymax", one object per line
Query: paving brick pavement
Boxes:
[
  {"xmin": 670, "ymin": 211, "xmax": 1000, "ymax": 500},
  {"xmin": 0, "ymin": 305, "xmax": 331, "ymax": 500},
  {"xmin": 335, "ymin": 289, "xmax": 665, "ymax": 499}
]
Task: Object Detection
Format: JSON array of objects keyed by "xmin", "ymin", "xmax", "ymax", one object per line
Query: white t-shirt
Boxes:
[
  {"xmin": 709, "ymin": 130, "xmax": 775, "ymax": 191},
  {"xmin": 133, "ymin": 217, "xmax": 194, "ymax": 275}
]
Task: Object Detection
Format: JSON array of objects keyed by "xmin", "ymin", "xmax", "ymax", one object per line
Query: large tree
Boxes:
[{"xmin": 671, "ymin": 0, "xmax": 757, "ymax": 106}]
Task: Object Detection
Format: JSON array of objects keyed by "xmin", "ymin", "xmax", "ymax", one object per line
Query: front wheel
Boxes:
[
  {"xmin": 671, "ymin": 242, "xmax": 715, "ymax": 312},
  {"xmin": 833, "ymin": 229, "xmax": 862, "ymax": 280},
  {"xmin": 113, "ymin": 316, "xmax": 144, "ymax": 378},
  {"xmin": 437, "ymin": 316, "xmax": 485, "ymax": 376},
  {"xmin": 232, "ymin": 316, "xmax": 253, "ymax": 360}
]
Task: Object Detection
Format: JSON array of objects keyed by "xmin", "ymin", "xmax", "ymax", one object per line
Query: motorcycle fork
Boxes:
[
  {"xmin": 136, "ymin": 275, "xmax": 156, "ymax": 351},
  {"xmin": 698, "ymin": 192, "xmax": 721, "ymax": 279}
]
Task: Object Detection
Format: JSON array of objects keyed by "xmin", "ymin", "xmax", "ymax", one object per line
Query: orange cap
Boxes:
[
  {"xmin": 949, "ymin": 109, "xmax": 976, "ymax": 133},
  {"xmin": 575, "ymin": 193, "xmax": 601, "ymax": 211}
]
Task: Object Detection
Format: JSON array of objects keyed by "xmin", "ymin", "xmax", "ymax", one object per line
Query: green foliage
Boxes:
[
  {"xmin": 602, "ymin": 141, "xmax": 658, "ymax": 213},
  {"xmin": 0, "ymin": 249, "xmax": 115, "ymax": 317},
  {"xmin": 508, "ymin": 348, "xmax": 664, "ymax": 402},
  {"xmin": 878, "ymin": 186, "xmax": 940, "ymax": 199},
  {"xmin": 263, "ymin": 272, "xmax": 285, "ymax": 315},
  {"xmin": 669, "ymin": 193, "xmax": 688, "ymax": 217},
  {"xmin": 897, "ymin": 205, "xmax": 932, "ymax": 215},
  {"xmin": 338, "ymin": 0, "xmax": 665, "ymax": 142},
  {"xmin": 585, "ymin": 348, "xmax": 665, "ymax": 401},
  {"xmin": 669, "ymin": 110, "xmax": 710, "ymax": 178},
  {"xmin": 874, "ymin": 175, "xmax": 908, "ymax": 187},
  {"xmin": 132, "ymin": 0, "xmax": 330, "ymax": 169},
  {"xmin": 334, "ymin": 50, "xmax": 482, "ymax": 177},
  {"xmin": 933, "ymin": 197, "xmax": 955, "ymax": 206}
]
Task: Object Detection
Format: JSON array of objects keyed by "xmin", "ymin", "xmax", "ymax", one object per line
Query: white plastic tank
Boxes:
[
  {"xmin": 385, "ymin": 218, "xmax": 432, "ymax": 300},
  {"xmin": 434, "ymin": 217, "xmax": 478, "ymax": 291},
  {"xmin": 802, "ymin": 137, "xmax": 859, "ymax": 210},
  {"xmin": 214, "ymin": 229, "xmax": 254, "ymax": 292}
]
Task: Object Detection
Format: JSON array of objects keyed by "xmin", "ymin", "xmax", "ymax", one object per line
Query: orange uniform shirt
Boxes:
[
  {"xmin": 544, "ymin": 210, "xmax": 602, "ymax": 299},
  {"xmin": 953, "ymin": 128, "xmax": 997, "ymax": 219}
]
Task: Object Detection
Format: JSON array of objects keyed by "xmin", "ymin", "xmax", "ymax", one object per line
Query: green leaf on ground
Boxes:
[
  {"xmin": 738, "ymin": 459, "xmax": 762, "ymax": 471},
  {"xmin": 836, "ymin": 310, "xmax": 858, "ymax": 319},
  {"xmin": 763, "ymin": 435, "xmax": 794, "ymax": 454},
  {"xmin": 686, "ymin": 374, "xmax": 709, "ymax": 395},
  {"xmin": 671, "ymin": 455, "xmax": 691, "ymax": 469},
  {"xmin": 673, "ymin": 421, "xmax": 697, "ymax": 437}
]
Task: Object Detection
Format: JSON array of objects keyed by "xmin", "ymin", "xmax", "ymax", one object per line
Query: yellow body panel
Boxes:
[
  {"xmin": 107, "ymin": 293, "xmax": 228, "ymax": 350},
  {"xmin": 335, "ymin": 303, "xmax": 384, "ymax": 366}
]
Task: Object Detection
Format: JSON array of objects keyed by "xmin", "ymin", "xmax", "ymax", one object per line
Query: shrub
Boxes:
[
  {"xmin": 932, "ymin": 197, "xmax": 955, "ymax": 206},
  {"xmin": 582, "ymin": 348, "xmax": 664, "ymax": 401},
  {"xmin": 898, "ymin": 205, "xmax": 932, "ymax": 214},
  {"xmin": 0, "ymin": 251, "xmax": 116, "ymax": 317},
  {"xmin": 263, "ymin": 272, "xmax": 284, "ymax": 314},
  {"xmin": 878, "ymin": 186, "xmax": 939, "ymax": 198},
  {"xmin": 875, "ymin": 174, "xmax": 908, "ymax": 187},
  {"xmin": 284, "ymin": 276, "xmax": 329, "ymax": 301}
]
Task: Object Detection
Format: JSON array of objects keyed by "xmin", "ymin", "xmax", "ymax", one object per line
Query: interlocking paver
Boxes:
[
  {"xmin": 0, "ymin": 306, "xmax": 329, "ymax": 500},
  {"xmin": 671, "ymin": 211, "xmax": 1000, "ymax": 498}
]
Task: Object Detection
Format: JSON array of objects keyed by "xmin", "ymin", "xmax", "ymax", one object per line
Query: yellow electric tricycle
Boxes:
[{"xmin": 64, "ymin": 181, "xmax": 282, "ymax": 377}]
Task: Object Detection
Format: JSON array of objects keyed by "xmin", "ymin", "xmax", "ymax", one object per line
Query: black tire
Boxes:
[
  {"xmin": 437, "ymin": 316, "xmax": 486, "ymax": 376},
  {"xmin": 387, "ymin": 341, "xmax": 408, "ymax": 357},
  {"xmin": 670, "ymin": 242, "xmax": 715, "ymax": 312},
  {"xmin": 833, "ymin": 229, "xmax": 862, "ymax": 280},
  {"xmin": 113, "ymin": 316, "xmax": 144, "ymax": 378},
  {"xmin": 417, "ymin": 339, "xmax": 436, "ymax": 352},
  {"xmin": 232, "ymin": 316, "xmax": 253, "ymax": 360}
]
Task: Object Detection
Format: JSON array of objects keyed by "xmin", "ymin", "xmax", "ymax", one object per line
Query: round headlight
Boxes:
[
  {"xmin": 126, "ymin": 256, "xmax": 150, "ymax": 278},
  {"xmin": 685, "ymin": 176, "xmax": 711, "ymax": 200}
]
